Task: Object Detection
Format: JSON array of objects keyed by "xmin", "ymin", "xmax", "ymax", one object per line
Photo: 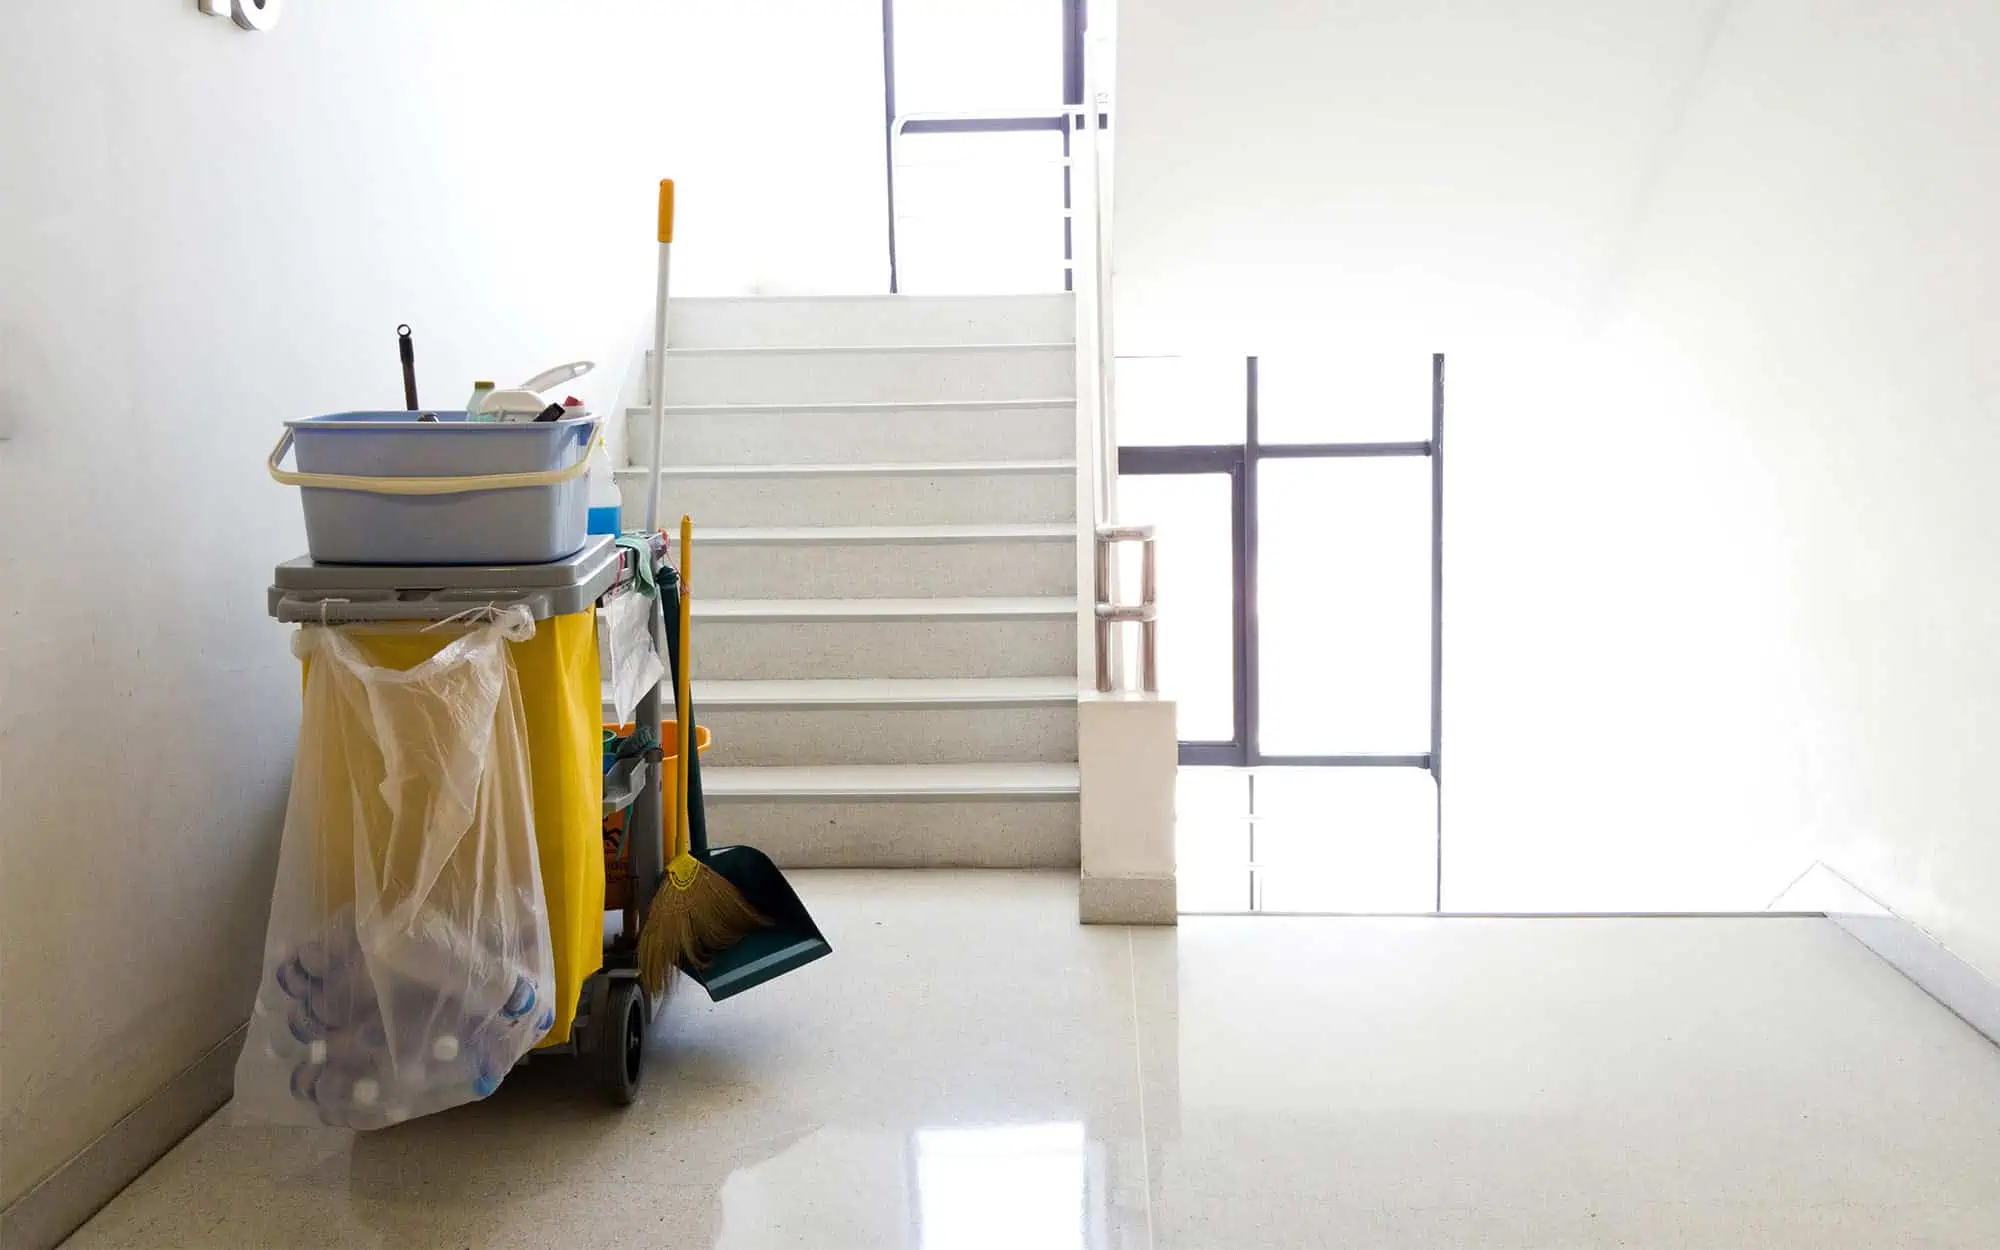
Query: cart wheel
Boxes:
[{"xmin": 597, "ymin": 979, "xmax": 645, "ymax": 1105}]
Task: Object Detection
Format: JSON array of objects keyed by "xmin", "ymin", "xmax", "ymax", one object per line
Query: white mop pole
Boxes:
[{"xmin": 645, "ymin": 179, "xmax": 675, "ymax": 534}]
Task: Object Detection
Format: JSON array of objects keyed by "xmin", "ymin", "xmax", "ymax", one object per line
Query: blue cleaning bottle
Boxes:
[{"xmin": 587, "ymin": 431, "xmax": 621, "ymax": 535}]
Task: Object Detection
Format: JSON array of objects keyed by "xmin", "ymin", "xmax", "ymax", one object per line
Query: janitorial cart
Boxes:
[{"xmin": 235, "ymin": 177, "xmax": 827, "ymax": 1127}]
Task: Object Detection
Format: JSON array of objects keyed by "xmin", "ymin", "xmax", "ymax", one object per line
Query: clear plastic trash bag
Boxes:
[{"xmin": 234, "ymin": 606, "xmax": 556, "ymax": 1129}]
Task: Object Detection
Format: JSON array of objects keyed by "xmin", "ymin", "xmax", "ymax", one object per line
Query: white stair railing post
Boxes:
[
  {"xmin": 1082, "ymin": 518, "xmax": 1177, "ymax": 926},
  {"xmin": 1093, "ymin": 524, "xmax": 1158, "ymax": 693}
]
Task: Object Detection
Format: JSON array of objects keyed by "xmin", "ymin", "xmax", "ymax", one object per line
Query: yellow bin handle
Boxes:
[{"xmin": 268, "ymin": 426, "xmax": 601, "ymax": 496}]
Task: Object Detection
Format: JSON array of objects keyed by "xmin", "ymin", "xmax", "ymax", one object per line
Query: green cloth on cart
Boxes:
[{"xmin": 614, "ymin": 535, "xmax": 661, "ymax": 596}]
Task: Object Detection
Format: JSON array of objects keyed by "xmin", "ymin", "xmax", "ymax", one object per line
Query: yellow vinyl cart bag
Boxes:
[{"xmin": 321, "ymin": 610, "xmax": 605, "ymax": 1050}]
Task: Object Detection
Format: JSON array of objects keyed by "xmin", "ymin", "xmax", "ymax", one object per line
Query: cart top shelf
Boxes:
[{"xmin": 268, "ymin": 537, "xmax": 622, "ymax": 624}]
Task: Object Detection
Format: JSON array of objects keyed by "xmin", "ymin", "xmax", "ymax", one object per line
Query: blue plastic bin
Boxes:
[{"xmin": 272, "ymin": 411, "xmax": 599, "ymax": 565}]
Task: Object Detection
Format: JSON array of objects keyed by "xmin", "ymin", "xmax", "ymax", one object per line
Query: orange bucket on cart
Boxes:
[{"xmin": 602, "ymin": 722, "xmax": 710, "ymax": 919}]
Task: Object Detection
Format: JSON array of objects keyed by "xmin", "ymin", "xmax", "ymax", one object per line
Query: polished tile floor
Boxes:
[{"xmin": 66, "ymin": 872, "xmax": 2000, "ymax": 1249}]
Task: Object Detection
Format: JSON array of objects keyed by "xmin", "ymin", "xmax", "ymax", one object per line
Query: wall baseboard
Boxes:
[
  {"xmin": 1080, "ymin": 873, "xmax": 1177, "ymax": 925},
  {"xmin": 1772, "ymin": 862, "xmax": 2000, "ymax": 1049},
  {"xmin": 1, "ymin": 1024, "xmax": 244, "ymax": 1250}
]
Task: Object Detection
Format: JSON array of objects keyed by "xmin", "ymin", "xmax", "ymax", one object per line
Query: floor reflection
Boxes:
[
  {"xmin": 714, "ymin": 1121, "xmax": 1092, "ymax": 1250},
  {"xmin": 916, "ymin": 1122, "xmax": 1086, "ymax": 1250}
]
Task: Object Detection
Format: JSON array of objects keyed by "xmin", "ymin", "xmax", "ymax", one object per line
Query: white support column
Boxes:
[{"xmin": 1079, "ymin": 692, "xmax": 1178, "ymax": 925}]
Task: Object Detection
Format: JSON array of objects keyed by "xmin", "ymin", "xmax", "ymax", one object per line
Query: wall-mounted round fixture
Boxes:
[
  {"xmin": 197, "ymin": 0, "xmax": 282, "ymax": 31},
  {"xmin": 232, "ymin": 0, "xmax": 282, "ymax": 30}
]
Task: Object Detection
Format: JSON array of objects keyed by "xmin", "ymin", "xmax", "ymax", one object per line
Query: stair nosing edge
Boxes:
[
  {"xmin": 695, "ymin": 524, "xmax": 1076, "ymax": 546},
  {"xmin": 613, "ymin": 460, "xmax": 1076, "ymax": 480},
  {"xmin": 706, "ymin": 790, "xmax": 1080, "ymax": 802},
  {"xmin": 667, "ymin": 293, "xmax": 1074, "ymax": 306},
  {"xmin": 704, "ymin": 765, "xmax": 1081, "ymax": 801},
  {"xmin": 660, "ymin": 342, "xmax": 1076, "ymax": 358},
  {"xmin": 696, "ymin": 679, "xmax": 1079, "ymax": 710},
  {"xmin": 625, "ymin": 398, "xmax": 1078, "ymax": 416},
  {"xmin": 693, "ymin": 597, "xmax": 1077, "ymax": 622}
]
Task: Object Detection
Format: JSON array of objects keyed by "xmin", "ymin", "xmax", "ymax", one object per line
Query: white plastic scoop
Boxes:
[{"xmin": 476, "ymin": 361, "xmax": 596, "ymax": 420}]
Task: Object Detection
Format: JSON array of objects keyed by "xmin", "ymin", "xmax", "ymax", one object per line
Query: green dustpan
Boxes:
[{"xmin": 661, "ymin": 574, "xmax": 831, "ymax": 1001}]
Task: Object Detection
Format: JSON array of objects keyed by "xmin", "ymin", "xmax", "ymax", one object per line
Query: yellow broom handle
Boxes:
[{"xmin": 675, "ymin": 515, "xmax": 695, "ymax": 860}]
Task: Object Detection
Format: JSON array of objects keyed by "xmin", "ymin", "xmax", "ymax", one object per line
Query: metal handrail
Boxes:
[
  {"xmin": 888, "ymin": 106, "xmax": 1086, "ymax": 290},
  {"xmin": 1094, "ymin": 524, "xmax": 1156, "ymax": 693},
  {"xmin": 887, "ymin": 66, "xmax": 1132, "ymax": 698},
  {"xmin": 889, "ymin": 107, "xmax": 1090, "ymax": 153},
  {"xmin": 1079, "ymin": 33, "xmax": 1117, "ymax": 568},
  {"xmin": 1076, "ymin": 32, "xmax": 1124, "ymax": 692}
]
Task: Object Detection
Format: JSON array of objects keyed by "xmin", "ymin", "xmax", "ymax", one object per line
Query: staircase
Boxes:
[{"xmin": 619, "ymin": 294, "xmax": 1083, "ymax": 868}]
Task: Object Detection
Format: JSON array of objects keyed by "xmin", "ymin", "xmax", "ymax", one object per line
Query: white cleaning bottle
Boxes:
[{"xmin": 464, "ymin": 380, "xmax": 496, "ymax": 422}]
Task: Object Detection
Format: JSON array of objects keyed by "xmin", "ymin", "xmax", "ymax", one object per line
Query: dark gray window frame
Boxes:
[
  {"xmin": 881, "ymin": 0, "xmax": 1092, "ymax": 294},
  {"xmin": 1118, "ymin": 355, "xmax": 1447, "ymax": 908}
]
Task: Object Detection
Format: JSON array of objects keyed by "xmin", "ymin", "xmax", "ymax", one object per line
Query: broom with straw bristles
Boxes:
[{"xmin": 638, "ymin": 515, "xmax": 768, "ymax": 997}]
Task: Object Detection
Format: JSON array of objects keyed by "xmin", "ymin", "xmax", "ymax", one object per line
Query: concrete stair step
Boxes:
[
  {"xmin": 663, "ymin": 293, "xmax": 1075, "ymax": 349},
  {"xmin": 624, "ymin": 399, "xmax": 1075, "ymax": 467},
  {"xmin": 695, "ymin": 523, "xmax": 1077, "ymax": 598},
  {"xmin": 702, "ymin": 763, "xmax": 1081, "ymax": 868},
  {"xmin": 693, "ymin": 676, "xmax": 1078, "ymax": 766},
  {"xmin": 617, "ymin": 460, "xmax": 1076, "ymax": 528},
  {"xmin": 659, "ymin": 343, "xmax": 1075, "ymax": 406},
  {"xmin": 691, "ymin": 596, "xmax": 1076, "ymax": 680}
]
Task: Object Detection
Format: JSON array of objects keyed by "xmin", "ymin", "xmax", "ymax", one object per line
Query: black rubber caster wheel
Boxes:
[{"xmin": 597, "ymin": 979, "xmax": 645, "ymax": 1105}]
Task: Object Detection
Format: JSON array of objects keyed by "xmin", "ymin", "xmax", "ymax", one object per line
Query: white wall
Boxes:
[
  {"xmin": 1114, "ymin": 0, "xmax": 1734, "ymax": 355},
  {"xmin": 1114, "ymin": 0, "xmax": 2000, "ymax": 976},
  {"xmin": 0, "ymin": 0, "xmax": 886, "ymax": 1208}
]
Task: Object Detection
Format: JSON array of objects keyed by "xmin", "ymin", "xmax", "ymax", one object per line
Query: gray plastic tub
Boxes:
[{"xmin": 273, "ymin": 411, "xmax": 599, "ymax": 565}]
